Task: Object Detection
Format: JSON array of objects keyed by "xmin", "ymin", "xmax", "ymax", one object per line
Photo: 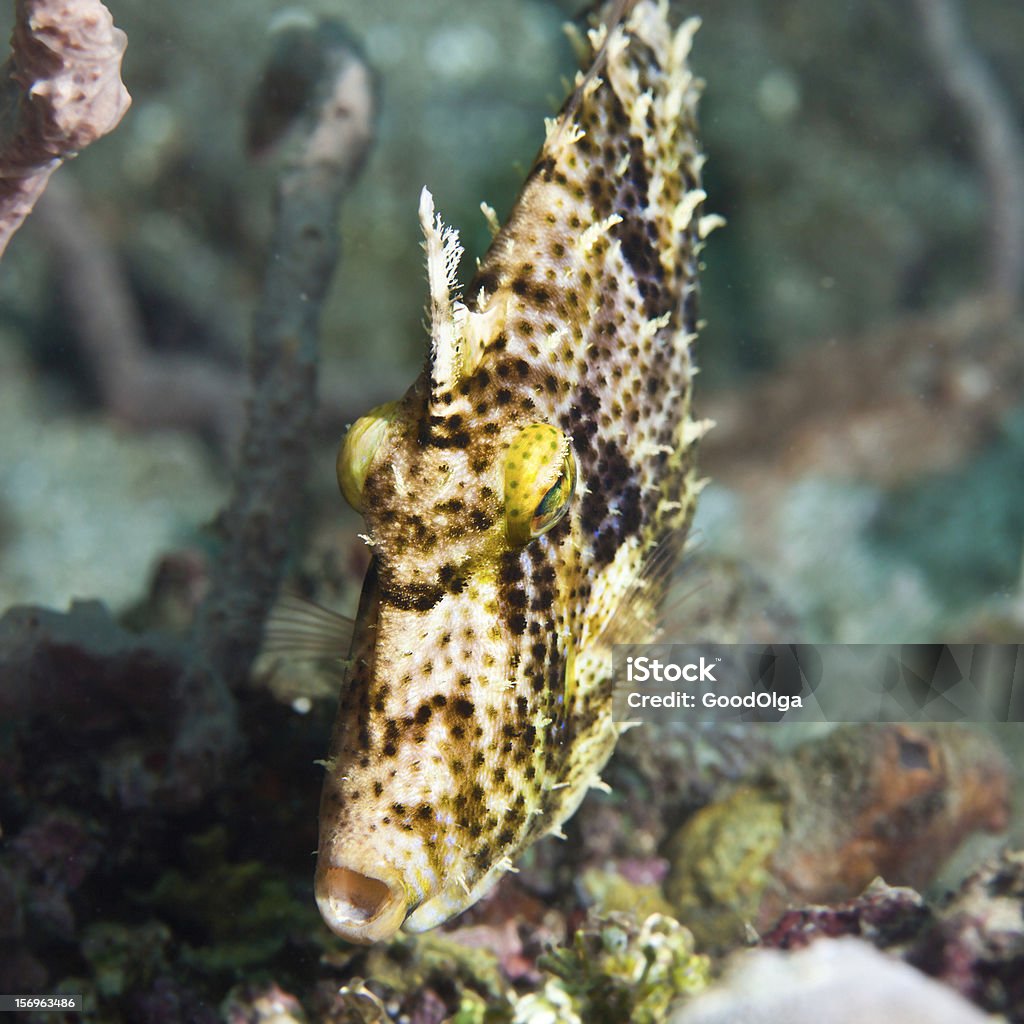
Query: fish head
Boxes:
[{"xmin": 316, "ymin": 372, "xmax": 582, "ymax": 943}]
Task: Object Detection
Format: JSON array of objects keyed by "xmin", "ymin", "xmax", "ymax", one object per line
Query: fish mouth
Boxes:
[
  {"xmin": 314, "ymin": 563, "xmax": 413, "ymax": 945},
  {"xmin": 315, "ymin": 857, "xmax": 409, "ymax": 944}
]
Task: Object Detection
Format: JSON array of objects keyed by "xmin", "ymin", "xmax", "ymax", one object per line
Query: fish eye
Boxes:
[
  {"xmin": 337, "ymin": 401, "xmax": 401, "ymax": 512},
  {"xmin": 504, "ymin": 423, "xmax": 577, "ymax": 547}
]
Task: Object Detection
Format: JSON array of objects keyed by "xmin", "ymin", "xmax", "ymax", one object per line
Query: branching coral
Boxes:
[
  {"xmin": 0, "ymin": 0, "xmax": 130, "ymax": 257},
  {"xmin": 910, "ymin": 0, "xmax": 1024, "ymax": 308},
  {"xmin": 32, "ymin": 176, "xmax": 406, "ymax": 451},
  {"xmin": 172, "ymin": 19, "xmax": 377, "ymax": 804},
  {"xmin": 34, "ymin": 177, "xmax": 246, "ymax": 449},
  {"xmin": 197, "ymin": 17, "xmax": 375, "ymax": 693}
]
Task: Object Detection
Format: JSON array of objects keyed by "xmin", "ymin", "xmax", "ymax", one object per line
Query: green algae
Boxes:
[
  {"xmin": 665, "ymin": 786, "xmax": 786, "ymax": 951},
  {"xmin": 579, "ymin": 867, "xmax": 676, "ymax": 920},
  {"xmin": 510, "ymin": 914, "xmax": 710, "ymax": 1024},
  {"xmin": 363, "ymin": 932, "xmax": 510, "ymax": 1009},
  {"xmin": 335, "ymin": 910, "xmax": 708, "ymax": 1024},
  {"xmin": 143, "ymin": 825, "xmax": 322, "ymax": 974},
  {"xmin": 81, "ymin": 920, "xmax": 173, "ymax": 997}
]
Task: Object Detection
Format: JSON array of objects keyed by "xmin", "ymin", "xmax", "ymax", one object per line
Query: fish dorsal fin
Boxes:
[
  {"xmin": 263, "ymin": 592, "xmax": 354, "ymax": 659},
  {"xmin": 555, "ymin": 0, "xmax": 643, "ymax": 149}
]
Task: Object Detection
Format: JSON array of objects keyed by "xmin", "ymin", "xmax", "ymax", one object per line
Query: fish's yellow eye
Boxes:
[
  {"xmin": 504, "ymin": 423, "xmax": 576, "ymax": 547},
  {"xmin": 337, "ymin": 401, "xmax": 401, "ymax": 513}
]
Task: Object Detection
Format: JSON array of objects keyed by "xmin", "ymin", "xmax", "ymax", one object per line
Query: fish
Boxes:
[{"xmin": 316, "ymin": 0, "xmax": 717, "ymax": 943}]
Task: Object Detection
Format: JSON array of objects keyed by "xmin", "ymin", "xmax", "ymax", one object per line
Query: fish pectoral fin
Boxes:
[
  {"xmin": 262, "ymin": 591, "xmax": 355, "ymax": 660},
  {"xmin": 597, "ymin": 530, "xmax": 688, "ymax": 649}
]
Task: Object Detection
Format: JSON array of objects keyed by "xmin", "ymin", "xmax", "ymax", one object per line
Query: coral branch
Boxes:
[
  {"xmin": 0, "ymin": 0, "xmax": 130, "ymax": 258},
  {"xmin": 35, "ymin": 178, "xmax": 244, "ymax": 448},
  {"xmin": 32, "ymin": 177, "xmax": 402, "ymax": 450},
  {"xmin": 910, "ymin": 0, "xmax": 1024, "ymax": 307},
  {"xmin": 169, "ymin": 22, "xmax": 377, "ymax": 804}
]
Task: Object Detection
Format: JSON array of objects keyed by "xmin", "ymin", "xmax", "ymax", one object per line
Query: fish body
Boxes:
[{"xmin": 317, "ymin": 0, "xmax": 714, "ymax": 943}]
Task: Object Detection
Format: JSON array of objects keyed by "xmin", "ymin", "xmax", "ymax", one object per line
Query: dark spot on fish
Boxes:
[
  {"xmin": 453, "ymin": 697, "xmax": 475, "ymax": 719},
  {"xmin": 571, "ymin": 423, "xmax": 595, "ymax": 453},
  {"xmin": 581, "ymin": 488, "xmax": 607, "ymax": 534},
  {"xmin": 381, "ymin": 580, "xmax": 445, "ymax": 613},
  {"xmin": 470, "ymin": 508, "xmax": 495, "ymax": 530},
  {"xmin": 530, "ymin": 155, "xmax": 555, "ymax": 183},
  {"xmin": 432, "ymin": 430, "xmax": 472, "ymax": 449},
  {"xmin": 628, "ymin": 133, "xmax": 650, "ymax": 186},
  {"xmin": 473, "ymin": 268, "xmax": 500, "ymax": 298},
  {"xmin": 619, "ymin": 483, "xmax": 643, "ymax": 535},
  {"xmin": 593, "ymin": 527, "xmax": 618, "ymax": 565}
]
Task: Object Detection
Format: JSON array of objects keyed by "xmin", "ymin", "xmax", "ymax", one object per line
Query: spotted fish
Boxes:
[{"xmin": 317, "ymin": 0, "xmax": 717, "ymax": 943}]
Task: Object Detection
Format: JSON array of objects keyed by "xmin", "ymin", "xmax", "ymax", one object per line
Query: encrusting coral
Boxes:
[{"xmin": 665, "ymin": 724, "xmax": 1010, "ymax": 950}]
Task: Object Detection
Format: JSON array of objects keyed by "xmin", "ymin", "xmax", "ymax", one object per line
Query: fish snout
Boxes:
[{"xmin": 315, "ymin": 854, "xmax": 409, "ymax": 944}]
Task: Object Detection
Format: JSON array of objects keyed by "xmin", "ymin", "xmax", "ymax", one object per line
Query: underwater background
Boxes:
[{"xmin": 1, "ymin": 0, "xmax": 1023, "ymax": 1021}]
